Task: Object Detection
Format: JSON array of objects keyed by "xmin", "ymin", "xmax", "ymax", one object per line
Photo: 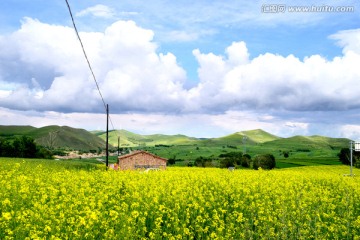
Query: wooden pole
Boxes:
[
  {"xmin": 106, "ymin": 104, "xmax": 109, "ymax": 168},
  {"xmin": 350, "ymin": 141, "xmax": 353, "ymax": 176},
  {"xmin": 118, "ymin": 136, "xmax": 120, "ymax": 156}
]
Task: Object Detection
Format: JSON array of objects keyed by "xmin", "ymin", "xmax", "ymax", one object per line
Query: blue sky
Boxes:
[{"xmin": 0, "ymin": 0, "xmax": 360, "ymax": 138}]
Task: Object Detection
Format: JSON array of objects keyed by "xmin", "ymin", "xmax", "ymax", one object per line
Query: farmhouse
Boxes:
[{"xmin": 117, "ymin": 150, "xmax": 167, "ymax": 170}]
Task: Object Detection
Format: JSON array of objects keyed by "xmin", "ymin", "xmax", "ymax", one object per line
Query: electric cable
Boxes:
[
  {"xmin": 65, "ymin": 0, "xmax": 107, "ymax": 110},
  {"xmin": 64, "ymin": 0, "xmax": 122, "ymax": 153}
]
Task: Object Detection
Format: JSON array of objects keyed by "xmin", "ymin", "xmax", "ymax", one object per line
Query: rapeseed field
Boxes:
[{"xmin": 1, "ymin": 158, "xmax": 360, "ymax": 239}]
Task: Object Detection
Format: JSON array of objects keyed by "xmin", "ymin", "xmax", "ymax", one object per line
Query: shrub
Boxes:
[
  {"xmin": 338, "ymin": 148, "xmax": 360, "ymax": 167},
  {"xmin": 253, "ymin": 154, "xmax": 276, "ymax": 170},
  {"xmin": 219, "ymin": 152, "xmax": 243, "ymax": 168},
  {"xmin": 241, "ymin": 154, "xmax": 251, "ymax": 168}
]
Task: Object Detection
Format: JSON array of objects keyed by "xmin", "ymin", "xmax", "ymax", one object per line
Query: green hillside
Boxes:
[
  {"xmin": 0, "ymin": 125, "xmax": 351, "ymax": 165},
  {"xmin": 0, "ymin": 125, "xmax": 36, "ymax": 137},
  {"xmin": 209, "ymin": 129, "xmax": 281, "ymax": 147},
  {"xmin": 100, "ymin": 129, "xmax": 199, "ymax": 147},
  {"xmin": 263, "ymin": 135, "xmax": 349, "ymax": 151},
  {"xmin": 238, "ymin": 129, "xmax": 281, "ymax": 143},
  {"xmin": 0, "ymin": 125, "xmax": 108, "ymax": 151}
]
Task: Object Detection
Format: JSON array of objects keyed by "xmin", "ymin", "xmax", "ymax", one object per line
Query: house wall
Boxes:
[{"xmin": 118, "ymin": 152, "xmax": 166, "ymax": 170}]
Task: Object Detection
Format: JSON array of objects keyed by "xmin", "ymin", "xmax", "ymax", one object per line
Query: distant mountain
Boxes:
[
  {"xmin": 97, "ymin": 128, "xmax": 349, "ymax": 153},
  {"xmin": 0, "ymin": 125, "xmax": 36, "ymax": 136},
  {"xmin": 0, "ymin": 125, "xmax": 108, "ymax": 151},
  {"xmin": 194, "ymin": 129, "xmax": 281, "ymax": 147},
  {"xmin": 218, "ymin": 129, "xmax": 280, "ymax": 144},
  {"xmin": 262, "ymin": 135, "xmax": 350, "ymax": 151},
  {"xmin": 97, "ymin": 129, "xmax": 199, "ymax": 147},
  {"xmin": 1, "ymin": 125, "xmax": 350, "ymax": 152}
]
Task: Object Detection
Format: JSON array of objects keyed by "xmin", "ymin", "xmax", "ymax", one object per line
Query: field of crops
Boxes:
[{"xmin": 1, "ymin": 158, "xmax": 360, "ymax": 239}]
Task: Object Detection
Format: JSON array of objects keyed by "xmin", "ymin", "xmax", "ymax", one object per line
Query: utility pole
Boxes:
[
  {"xmin": 345, "ymin": 140, "xmax": 360, "ymax": 177},
  {"xmin": 350, "ymin": 141, "xmax": 353, "ymax": 176},
  {"xmin": 118, "ymin": 136, "xmax": 120, "ymax": 156},
  {"xmin": 243, "ymin": 136, "xmax": 248, "ymax": 154},
  {"xmin": 106, "ymin": 104, "xmax": 109, "ymax": 168}
]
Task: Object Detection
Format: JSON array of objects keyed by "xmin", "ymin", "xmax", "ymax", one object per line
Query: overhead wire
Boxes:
[
  {"xmin": 64, "ymin": 0, "xmax": 121, "ymax": 148},
  {"xmin": 64, "ymin": 0, "xmax": 107, "ymax": 111}
]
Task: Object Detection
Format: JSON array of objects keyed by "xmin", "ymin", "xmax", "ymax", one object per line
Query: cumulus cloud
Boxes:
[
  {"xmin": 1, "ymin": 18, "xmax": 360, "ymax": 118},
  {"xmin": 330, "ymin": 28, "xmax": 360, "ymax": 54},
  {"xmin": 0, "ymin": 18, "xmax": 188, "ymax": 113},
  {"xmin": 191, "ymin": 36, "xmax": 360, "ymax": 112},
  {"xmin": 76, "ymin": 4, "xmax": 115, "ymax": 19}
]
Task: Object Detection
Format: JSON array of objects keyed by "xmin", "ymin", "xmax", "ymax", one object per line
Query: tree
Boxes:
[
  {"xmin": 0, "ymin": 138, "xmax": 15, "ymax": 157},
  {"xmin": 36, "ymin": 147, "xmax": 53, "ymax": 159},
  {"xmin": 241, "ymin": 154, "xmax": 251, "ymax": 168},
  {"xmin": 253, "ymin": 154, "xmax": 276, "ymax": 170},
  {"xmin": 219, "ymin": 152, "xmax": 243, "ymax": 168},
  {"xmin": 167, "ymin": 156, "xmax": 176, "ymax": 165},
  {"xmin": 0, "ymin": 136, "xmax": 53, "ymax": 159},
  {"xmin": 338, "ymin": 148, "xmax": 351, "ymax": 165},
  {"xmin": 194, "ymin": 156, "xmax": 214, "ymax": 167},
  {"xmin": 13, "ymin": 136, "xmax": 37, "ymax": 158},
  {"xmin": 338, "ymin": 148, "xmax": 360, "ymax": 166}
]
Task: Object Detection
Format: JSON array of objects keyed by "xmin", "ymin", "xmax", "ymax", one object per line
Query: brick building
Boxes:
[{"xmin": 117, "ymin": 150, "xmax": 167, "ymax": 170}]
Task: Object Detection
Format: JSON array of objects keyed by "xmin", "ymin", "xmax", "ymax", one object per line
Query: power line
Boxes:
[
  {"xmin": 64, "ymin": 0, "xmax": 122, "ymax": 158},
  {"xmin": 64, "ymin": 0, "xmax": 107, "ymax": 110}
]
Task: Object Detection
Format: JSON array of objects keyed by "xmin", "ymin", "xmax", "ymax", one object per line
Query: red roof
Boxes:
[{"xmin": 118, "ymin": 150, "xmax": 167, "ymax": 162}]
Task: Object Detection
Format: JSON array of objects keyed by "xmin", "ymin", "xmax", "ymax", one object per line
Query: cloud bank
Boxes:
[
  {"xmin": 1, "ymin": 18, "xmax": 360, "ymax": 138},
  {"xmin": 1, "ymin": 18, "xmax": 360, "ymax": 115}
]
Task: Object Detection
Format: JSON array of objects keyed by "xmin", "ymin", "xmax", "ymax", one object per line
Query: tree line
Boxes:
[
  {"xmin": 338, "ymin": 148, "xmax": 360, "ymax": 168},
  {"xmin": 0, "ymin": 136, "xmax": 53, "ymax": 159},
  {"xmin": 167, "ymin": 151, "xmax": 276, "ymax": 170}
]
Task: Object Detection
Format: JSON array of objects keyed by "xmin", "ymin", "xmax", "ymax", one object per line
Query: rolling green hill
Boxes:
[
  {"xmin": 208, "ymin": 129, "xmax": 281, "ymax": 146},
  {"xmin": 99, "ymin": 129, "xmax": 199, "ymax": 147},
  {"xmin": 238, "ymin": 129, "xmax": 281, "ymax": 143},
  {"xmin": 0, "ymin": 125, "xmax": 36, "ymax": 136},
  {"xmin": 263, "ymin": 135, "xmax": 349, "ymax": 151},
  {"xmin": 98, "ymin": 128, "xmax": 281, "ymax": 148},
  {"xmin": 0, "ymin": 125, "xmax": 108, "ymax": 151},
  {"xmin": 0, "ymin": 125, "xmax": 351, "ymax": 164},
  {"xmin": 97, "ymin": 129, "xmax": 349, "ymax": 168}
]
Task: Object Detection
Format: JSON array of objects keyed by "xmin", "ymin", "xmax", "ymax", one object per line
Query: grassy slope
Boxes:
[
  {"xmin": 99, "ymin": 129, "xmax": 349, "ymax": 165},
  {"xmin": 0, "ymin": 125, "xmax": 36, "ymax": 137},
  {"xmin": 235, "ymin": 129, "xmax": 281, "ymax": 143},
  {"xmin": 1, "ymin": 126, "xmax": 350, "ymax": 168},
  {"xmin": 0, "ymin": 125, "xmax": 108, "ymax": 151},
  {"xmin": 200, "ymin": 129, "xmax": 281, "ymax": 147},
  {"xmin": 262, "ymin": 135, "xmax": 349, "ymax": 153},
  {"xmin": 101, "ymin": 129, "xmax": 199, "ymax": 147},
  {"xmin": 141, "ymin": 131, "xmax": 349, "ymax": 168},
  {"xmin": 35, "ymin": 126, "xmax": 109, "ymax": 150}
]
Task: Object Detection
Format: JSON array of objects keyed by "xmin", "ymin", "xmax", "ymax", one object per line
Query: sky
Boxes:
[{"xmin": 0, "ymin": 0, "xmax": 360, "ymax": 139}]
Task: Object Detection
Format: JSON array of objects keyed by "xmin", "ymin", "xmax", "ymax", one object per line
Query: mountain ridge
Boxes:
[
  {"xmin": 0, "ymin": 125, "xmax": 351, "ymax": 151},
  {"xmin": 0, "ymin": 125, "xmax": 108, "ymax": 151}
]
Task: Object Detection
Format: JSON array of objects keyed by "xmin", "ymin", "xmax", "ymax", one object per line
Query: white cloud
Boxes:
[
  {"xmin": 330, "ymin": 28, "xmax": 360, "ymax": 54},
  {"xmin": 1, "ymin": 18, "xmax": 360, "ymax": 138},
  {"xmin": 76, "ymin": 4, "xmax": 115, "ymax": 19},
  {"xmin": 339, "ymin": 125, "xmax": 360, "ymax": 140},
  {"xmin": 0, "ymin": 18, "xmax": 188, "ymax": 113},
  {"xmin": 190, "ymin": 34, "xmax": 360, "ymax": 112},
  {"xmin": 0, "ymin": 90, "xmax": 11, "ymax": 98}
]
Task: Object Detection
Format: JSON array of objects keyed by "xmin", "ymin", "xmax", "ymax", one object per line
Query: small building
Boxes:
[{"xmin": 117, "ymin": 150, "xmax": 167, "ymax": 170}]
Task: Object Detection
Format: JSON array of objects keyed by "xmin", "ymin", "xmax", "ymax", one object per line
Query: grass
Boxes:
[
  {"xmin": 0, "ymin": 125, "xmax": 109, "ymax": 151},
  {"xmin": 1, "ymin": 126, "xmax": 350, "ymax": 169},
  {"xmin": 137, "ymin": 143, "xmax": 343, "ymax": 168}
]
